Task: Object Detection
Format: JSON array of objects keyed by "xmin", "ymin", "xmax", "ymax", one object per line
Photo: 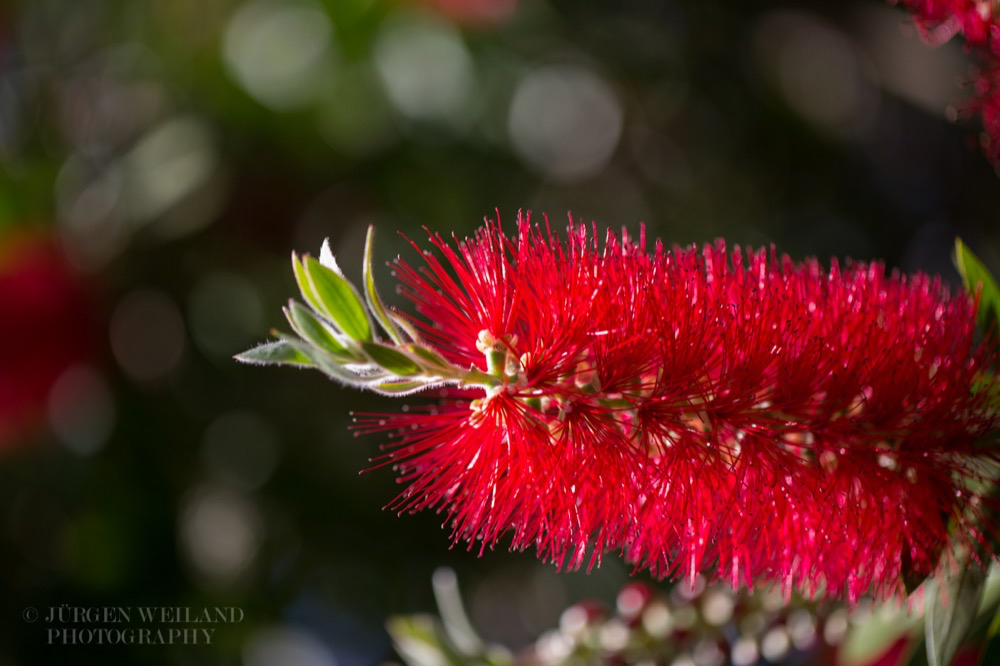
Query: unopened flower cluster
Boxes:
[{"xmin": 390, "ymin": 575, "xmax": 849, "ymax": 666}]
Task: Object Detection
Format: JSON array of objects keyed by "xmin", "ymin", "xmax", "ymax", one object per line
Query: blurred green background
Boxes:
[{"xmin": 1, "ymin": 0, "xmax": 999, "ymax": 663}]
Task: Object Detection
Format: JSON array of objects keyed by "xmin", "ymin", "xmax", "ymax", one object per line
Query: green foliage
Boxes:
[
  {"xmin": 284, "ymin": 300, "xmax": 354, "ymax": 361},
  {"xmin": 925, "ymin": 555, "xmax": 987, "ymax": 666},
  {"xmin": 234, "ymin": 340, "xmax": 314, "ymax": 367},
  {"xmin": 954, "ymin": 239, "xmax": 1000, "ymax": 335},
  {"xmin": 238, "ymin": 229, "xmax": 499, "ymax": 396},
  {"xmin": 292, "ymin": 250, "xmax": 325, "ymax": 315},
  {"xmin": 301, "ymin": 254, "xmax": 373, "ymax": 343},
  {"xmin": 364, "ymin": 225, "xmax": 405, "ymax": 345},
  {"xmin": 361, "ymin": 342, "xmax": 423, "ymax": 376},
  {"xmin": 405, "ymin": 344, "xmax": 454, "ymax": 372},
  {"xmin": 388, "ymin": 615, "xmax": 493, "ymax": 666},
  {"xmin": 387, "ymin": 569, "xmax": 511, "ymax": 666}
]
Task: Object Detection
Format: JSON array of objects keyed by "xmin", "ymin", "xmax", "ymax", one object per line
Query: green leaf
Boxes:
[
  {"xmin": 386, "ymin": 615, "xmax": 466, "ymax": 666},
  {"xmin": 363, "ymin": 225, "xmax": 404, "ymax": 344},
  {"xmin": 303, "ymin": 255, "xmax": 372, "ymax": 342},
  {"xmin": 361, "ymin": 341, "xmax": 422, "ymax": 376},
  {"xmin": 432, "ymin": 567, "xmax": 484, "ymax": 656},
  {"xmin": 277, "ymin": 335, "xmax": 388, "ymax": 387},
  {"xmin": 234, "ymin": 340, "xmax": 313, "ymax": 367},
  {"xmin": 954, "ymin": 238, "xmax": 1000, "ymax": 333},
  {"xmin": 292, "ymin": 252, "xmax": 323, "ymax": 314},
  {"xmin": 390, "ymin": 312, "xmax": 421, "ymax": 344},
  {"xmin": 370, "ymin": 380, "xmax": 432, "ymax": 395},
  {"xmin": 406, "ymin": 344, "xmax": 454, "ymax": 371},
  {"xmin": 284, "ymin": 301, "xmax": 356, "ymax": 361},
  {"xmin": 926, "ymin": 557, "xmax": 988, "ymax": 666}
]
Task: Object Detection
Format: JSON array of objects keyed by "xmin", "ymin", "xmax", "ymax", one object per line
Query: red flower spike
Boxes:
[{"xmin": 353, "ymin": 213, "xmax": 998, "ymax": 603}]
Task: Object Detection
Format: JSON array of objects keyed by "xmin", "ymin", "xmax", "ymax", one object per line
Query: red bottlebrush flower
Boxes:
[
  {"xmin": 240, "ymin": 214, "xmax": 999, "ymax": 603},
  {"xmin": 894, "ymin": 1, "xmax": 1000, "ymax": 163},
  {"xmin": 897, "ymin": 1, "xmax": 1000, "ymax": 52},
  {"xmin": 902, "ymin": 0, "xmax": 1000, "ymax": 52},
  {"xmin": 347, "ymin": 214, "xmax": 997, "ymax": 603},
  {"xmin": 0, "ymin": 232, "xmax": 95, "ymax": 448}
]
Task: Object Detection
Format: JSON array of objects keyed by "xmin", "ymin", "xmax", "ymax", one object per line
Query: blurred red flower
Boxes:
[
  {"xmin": 0, "ymin": 232, "xmax": 95, "ymax": 448},
  {"xmin": 973, "ymin": 63, "xmax": 1000, "ymax": 161},
  {"xmin": 360, "ymin": 215, "xmax": 998, "ymax": 602},
  {"xmin": 900, "ymin": 1, "xmax": 1000, "ymax": 52},
  {"xmin": 897, "ymin": 1, "xmax": 1000, "ymax": 163}
]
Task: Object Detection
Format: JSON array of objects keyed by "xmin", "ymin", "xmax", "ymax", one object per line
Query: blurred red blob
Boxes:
[
  {"xmin": 408, "ymin": 0, "xmax": 519, "ymax": 26},
  {"xmin": 0, "ymin": 232, "xmax": 96, "ymax": 448}
]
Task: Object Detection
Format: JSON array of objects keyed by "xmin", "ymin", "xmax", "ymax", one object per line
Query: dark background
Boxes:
[{"xmin": 1, "ymin": 0, "xmax": 998, "ymax": 663}]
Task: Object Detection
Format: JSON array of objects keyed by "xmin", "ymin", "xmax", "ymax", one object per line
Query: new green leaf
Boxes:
[
  {"xmin": 285, "ymin": 300, "xmax": 356, "ymax": 361},
  {"xmin": 954, "ymin": 238, "xmax": 1000, "ymax": 333},
  {"xmin": 406, "ymin": 344, "xmax": 452, "ymax": 371},
  {"xmin": 278, "ymin": 335, "xmax": 389, "ymax": 387},
  {"xmin": 386, "ymin": 615, "xmax": 466, "ymax": 666},
  {"xmin": 362, "ymin": 341, "xmax": 422, "ymax": 376},
  {"xmin": 292, "ymin": 252, "xmax": 324, "ymax": 314},
  {"xmin": 303, "ymin": 255, "xmax": 372, "ymax": 343},
  {"xmin": 234, "ymin": 340, "xmax": 313, "ymax": 367},
  {"xmin": 363, "ymin": 225, "xmax": 404, "ymax": 344},
  {"xmin": 370, "ymin": 380, "xmax": 432, "ymax": 395}
]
